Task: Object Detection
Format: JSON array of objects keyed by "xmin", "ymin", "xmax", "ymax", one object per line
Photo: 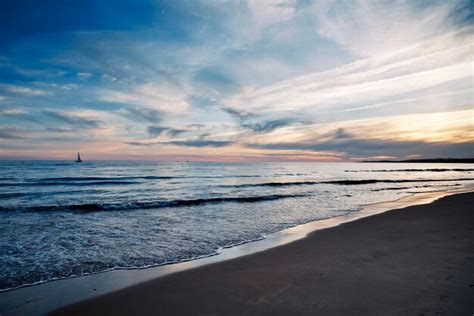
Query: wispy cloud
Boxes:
[
  {"xmin": 243, "ymin": 118, "xmax": 296, "ymax": 133},
  {"xmin": 164, "ymin": 139, "xmax": 234, "ymax": 148},
  {"xmin": 0, "ymin": 107, "xmax": 41, "ymax": 123},
  {"xmin": 224, "ymin": 31, "xmax": 472, "ymax": 116},
  {"xmin": 77, "ymin": 72, "xmax": 92, "ymax": 80},
  {"xmin": 0, "ymin": 128, "xmax": 24, "ymax": 139},
  {"xmin": 147, "ymin": 126, "xmax": 187, "ymax": 137},
  {"xmin": 222, "ymin": 106, "xmax": 297, "ymax": 133},
  {"xmin": 247, "ymin": 137, "xmax": 474, "ymax": 160},
  {"xmin": 124, "ymin": 141, "xmax": 153, "ymax": 147},
  {"xmin": 2, "ymin": 85, "xmax": 49, "ymax": 96},
  {"xmin": 99, "ymin": 83, "xmax": 188, "ymax": 113},
  {"xmin": 312, "ymin": 0, "xmax": 458, "ymax": 57},
  {"xmin": 125, "ymin": 138, "xmax": 233, "ymax": 148},
  {"xmin": 44, "ymin": 111, "xmax": 101, "ymax": 129},
  {"xmin": 0, "ymin": 107, "xmax": 26, "ymax": 115},
  {"xmin": 120, "ymin": 107, "xmax": 162, "ymax": 124},
  {"xmin": 244, "ymin": 108, "xmax": 474, "ymax": 158}
]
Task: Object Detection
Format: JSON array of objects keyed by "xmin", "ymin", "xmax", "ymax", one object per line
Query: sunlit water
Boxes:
[{"xmin": 0, "ymin": 161, "xmax": 473, "ymax": 291}]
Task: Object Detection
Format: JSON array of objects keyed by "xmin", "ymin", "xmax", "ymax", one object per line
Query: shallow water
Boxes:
[{"xmin": 0, "ymin": 161, "xmax": 472, "ymax": 291}]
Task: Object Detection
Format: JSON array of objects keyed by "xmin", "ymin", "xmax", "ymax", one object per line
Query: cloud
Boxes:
[
  {"xmin": 124, "ymin": 141, "xmax": 153, "ymax": 147},
  {"xmin": 246, "ymin": 0, "xmax": 296, "ymax": 32},
  {"xmin": 221, "ymin": 106, "xmax": 255, "ymax": 122},
  {"xmin": 165, "ymin": 139, "xmax": 234, "ymax": 148},
  {"xmin": 186, "ymin": 123, "xmax": 206, "ymax": 129},
  {"xmin": 120, "ymin": 107, "xmax": 162, "ymax": 124},
  {"xmin": 166, "ymin": 128, "xmax": 187, "ymax": 137},
  {"xmin": 44, "ymin": 111, "xmax": 101, "ymax": 128},
  {"xmin": 124, "ymin": 138, "xmax": 233, "ymax": 148},
  {"xmin": 3, "ymin": 85, "xmax": 49, "ymax": 96},
  {"xmin": 0, "ymin": 107, "xmax": 41, "ymax": 123},
  {"xmin": 147, "ymin": 126, "xmax": 168, "ymax": 137},
  {"xmin": 77, "ymin": 72, "xmax": 92, "ymax": 80},
  {"xmin": 147, "ymin": 126, "xmax": 187, "ymax": 137},
  {"xmin": 192, "ymin": 67, "xmax": 241, "ymax": 95},
  {"xmin": 187, "ymin": 95, "xmax": 218, "ymax": 109},
  {"xmin": 224, "ymin": 39, "xmax": 472, "ymax": 116},
  {"xmin": 330, "ymin": 109, "xmax": 474, "ymax": 144},
  {"xmin": 222, "ymin": 106, "xmax": 296, "ymax": 133},
  {"xmin": 0, "ymin": 107, "xmax": 25, "ymax": 115},
  {"xmin": 242, "ymin": 118, "xmax": 295, "ymax": 133},
  {"xmin": 45, "ymin": 127, "xmax": 75, "ymax": 133},
  {"xmin": 312, "ymin": 1, "xmax": 458, "ymax": 57},
  {"xmin": 98, "ymin": 83, "xmax": 188, "ymax": 113},
  {"xmin": 324, "ymin": 128, "xmax": 352, "ymax": 140},
  {"xmin": 244, "ymin": 108, "xmax": 474, "ymax": 158},
  {"xmin": 198, "ymin": 133, "xmax": 211, "ymax": 139},
  {"xmin": 246, "ymin": 138, "xmax": 474, "ymax": 159},
  {"xmin": 0, "ymin": 128, "xmax": 24, "ymax": 139},
  {"xmin": 60, "ymin": 84, "xmax": 80, "ymax": 90},
  {"xmin": 221, "ymin": 1, "xmax": 473, "ymax": 124}
]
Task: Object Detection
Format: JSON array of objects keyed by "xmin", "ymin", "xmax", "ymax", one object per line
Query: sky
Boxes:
[{"xmin": 0, "ymin": 0, "xmax": 472, "ymax": 161}]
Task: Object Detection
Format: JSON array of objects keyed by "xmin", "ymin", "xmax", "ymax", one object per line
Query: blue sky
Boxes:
[{"xmin": 0, "ymin": 0, "xmax": 472, "ymax": 161}]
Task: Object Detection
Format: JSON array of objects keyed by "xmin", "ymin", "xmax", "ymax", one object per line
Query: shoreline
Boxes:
[{"xmin": 0, "ymin": 187, "xmax": 472, "ymax": 315}]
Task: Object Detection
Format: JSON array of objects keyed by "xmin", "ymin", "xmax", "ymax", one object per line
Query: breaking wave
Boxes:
[
  {"xmin": 346, "ymin": 168, "xmax": 474, "ymax": 173},
  {"xmin": 0, "ymin": 193, "xmax": 307, "ymax": 213},
  {"xmin": 223, "ymin": 178, "xmax": 474, "ymax": 188}
]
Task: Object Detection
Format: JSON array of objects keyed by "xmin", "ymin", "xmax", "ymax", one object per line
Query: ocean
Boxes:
[{"xmin": 0, "ymin": 160, "xmax": 473, "ymax": 291}]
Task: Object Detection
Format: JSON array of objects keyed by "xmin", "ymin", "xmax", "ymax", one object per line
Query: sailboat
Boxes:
[{"xmin": 75, "ymin": 152, "xmax": 83, "ymax": 163}]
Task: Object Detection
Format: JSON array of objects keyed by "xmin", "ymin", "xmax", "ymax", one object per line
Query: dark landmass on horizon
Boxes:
[{"xmin": 362, "ymin": 158, "xmax": 474, "ymax": 163}]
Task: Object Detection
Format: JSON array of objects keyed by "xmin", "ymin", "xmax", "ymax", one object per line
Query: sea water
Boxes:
[{"xmin": 0, "ymin": 161, "xmax": 472, "ymax": 291}]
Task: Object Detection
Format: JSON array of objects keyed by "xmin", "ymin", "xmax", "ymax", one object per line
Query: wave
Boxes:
[
  {"xmin": 195, "ymin": 175, "xmax": 261, "ymax": 178},
  {"xmin": 371, "ymin": 183, "xmax": 461, "ymax": 191},
  {"xmin": 226, "ymin": 181, "xmax": 320, "ymax": 188},
  {"xmin": 346, "ymin": 168, "xmax": 474, "ymax": 173},
  {"xmin": 36, "ymin": 176, "xmax": 175, "ymax": 182},
  {"xmin": 0, "ymin": 180, "xmax": 140, "ymax": 187},
  {"xmin": 0, "ymin": 189, "xmax": 109, "ymax": 199},
  {"xmin": 0, "ymin": 175, "xmax": 264, "ymax": 187},
  {"xmin": 323, "ymin": 178, "xmax": 474, "ymax": 185},
  {"xmin": 0, "ymin": 192, "xmax": 26, "ymax": 198},
  {"xmin": 4, "ymin": 177, "xmax": 471, "ymax": 189},
  {"xmin": 224, "ymin": 178, "xmax": 474, "ymax": 188},
  {"xmin": 0, "ymin": 193, "xmax": 307, "ymax": 213},
  {"xmin": 36, "ymin": 175, "xmax": 262, "ymax": 181}
]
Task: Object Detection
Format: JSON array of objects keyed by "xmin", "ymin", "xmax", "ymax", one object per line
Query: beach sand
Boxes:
[{"xmin": 53, "ymin": 192, "xmax": 474, "ymax": 315}]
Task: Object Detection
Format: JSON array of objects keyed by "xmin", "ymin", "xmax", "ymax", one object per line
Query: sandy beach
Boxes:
[{"xmin": 52, "ymin": 192, "xmax": 474, "ymax": 315}]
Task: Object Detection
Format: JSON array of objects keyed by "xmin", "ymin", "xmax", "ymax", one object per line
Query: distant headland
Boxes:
[{"xmin": 362, "ymin": 158, "xmax": 474, "ymax": 163}]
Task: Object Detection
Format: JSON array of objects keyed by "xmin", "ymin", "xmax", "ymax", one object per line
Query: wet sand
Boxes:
[{"xmin": 53, "ymin": 192, "xmax": 474, "ymax": 315}]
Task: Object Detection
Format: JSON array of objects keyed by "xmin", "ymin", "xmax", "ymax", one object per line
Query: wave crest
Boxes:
[{"xmin": 0, "ymin": 193, "xmax": 307, "ymax": 213}]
